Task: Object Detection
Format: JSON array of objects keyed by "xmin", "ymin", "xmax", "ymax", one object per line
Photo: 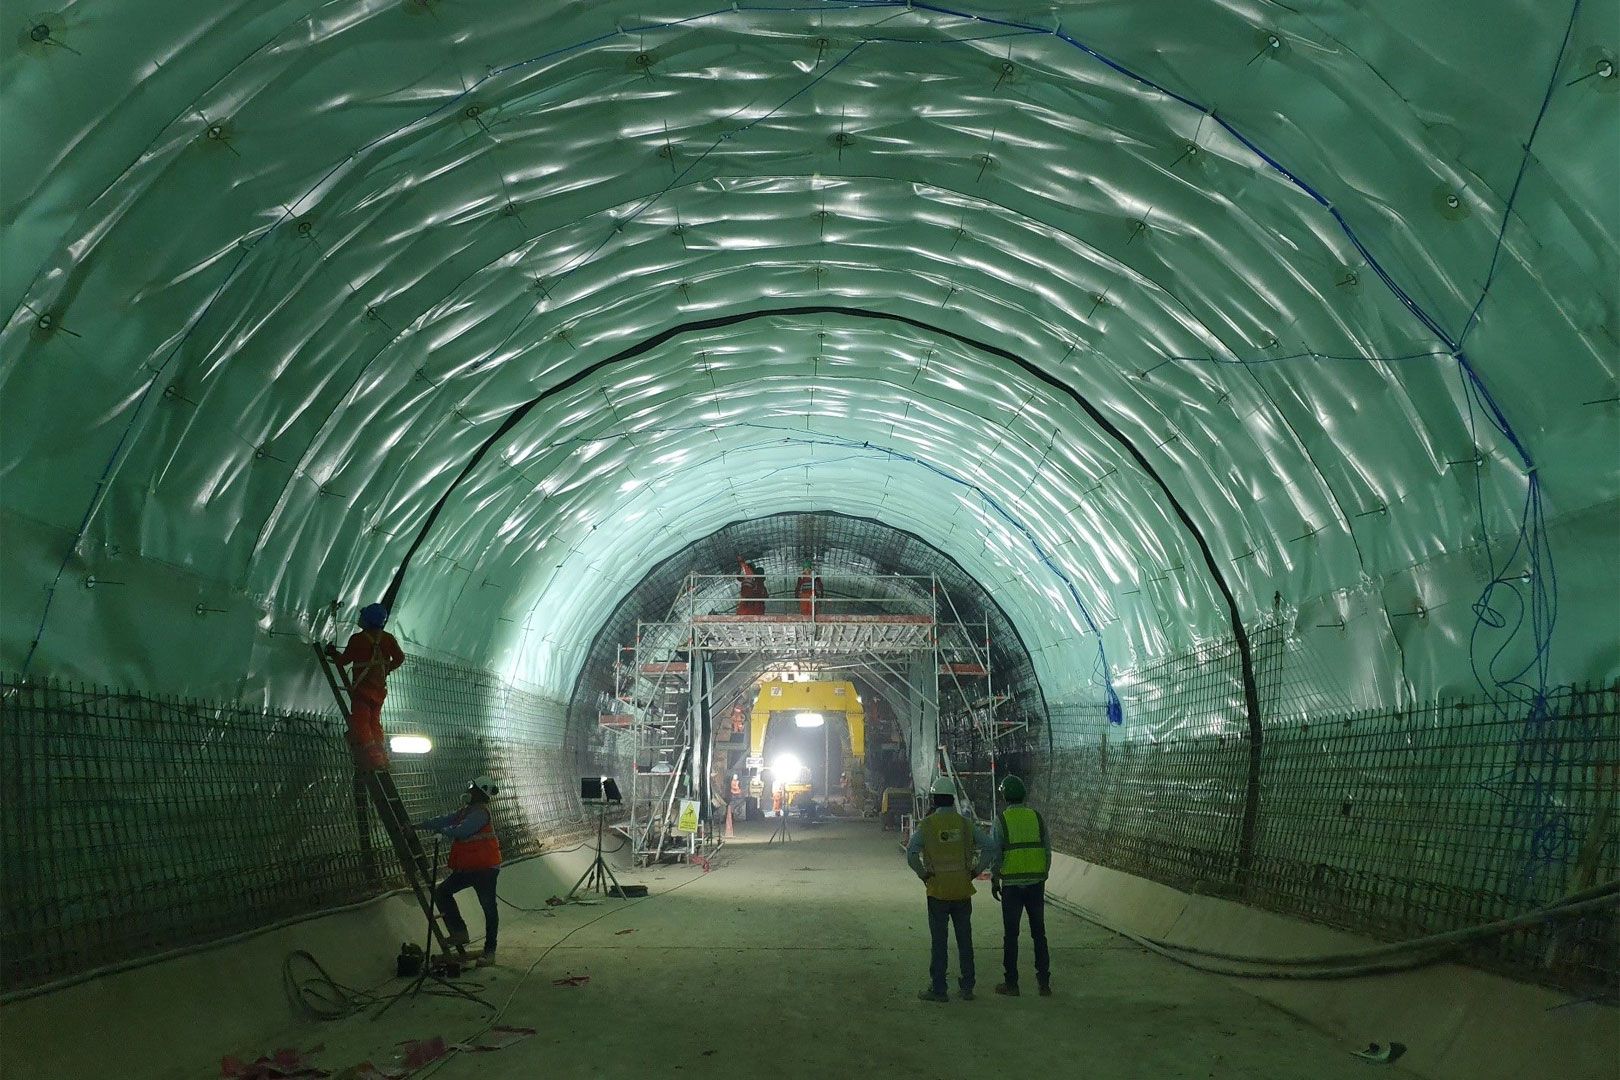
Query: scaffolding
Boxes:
[{"xmin": 599, "ymin": 572, "xmax": 1023, "ymax": 861}]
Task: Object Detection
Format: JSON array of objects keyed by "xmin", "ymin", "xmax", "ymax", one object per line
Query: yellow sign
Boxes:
[{"xmin": 676, "ymin": 799, "xmax": 700, "ymax": 835}]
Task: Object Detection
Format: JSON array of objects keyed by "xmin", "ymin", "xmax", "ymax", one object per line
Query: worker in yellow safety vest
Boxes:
[
  {"xmin": 905, "ymin": 777, "xmax": 992, "ymax": 1002},
  {"xmin": 988, "ymin": 775, "xmax": 1053, "ymax": 996}
]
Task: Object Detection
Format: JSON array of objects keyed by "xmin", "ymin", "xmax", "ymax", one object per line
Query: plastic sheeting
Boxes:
[{"xmin": 2, "ymin": 2, "xmax": 1617, "ymax": 729}]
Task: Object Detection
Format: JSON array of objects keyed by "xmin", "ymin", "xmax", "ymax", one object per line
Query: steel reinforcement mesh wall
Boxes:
[
  {"xmin": 1039, "ymin": 633, "xmax": 1619, "ymax": 994},
  {"xmin": 0, "ymin": 660, "xmax": 631, "ymax": 995}
]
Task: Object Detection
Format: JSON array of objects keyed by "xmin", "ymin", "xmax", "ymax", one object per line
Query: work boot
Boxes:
[
  {"xmin": 994, "ymin": 983, "xmax": 1019, "ymax": 996},
  {"xmin": 1039, "ymin": 982, "xmax": 1053, "ymax": 997},
  {"xmin": 446, "ymin": 927, "xmax": 471, "ymax": 948},
  {"xmin": 917, "ymin": 988, "xmax": 948, "ymax": 1003},
  {"xmin": 476, "ymin": 953, "xmax": 496, "ymax": 968}
]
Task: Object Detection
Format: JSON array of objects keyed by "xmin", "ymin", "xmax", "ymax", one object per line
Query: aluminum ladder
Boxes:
[{"xmin": 313, "ymin": 644, "xmax": 454, "ymax": 955}]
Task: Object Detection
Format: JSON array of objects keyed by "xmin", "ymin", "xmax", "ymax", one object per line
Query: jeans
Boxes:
[
  {"xmin": 927, "ymin": 897, "xmax": 974, "ymax": 993},
  {"xmin": 436, "ymin": 867, "xmax": 500, "ymax": 954},
  {"xmin": 1001, "ymin": 882, "xmax": 1050, "ymax": 988}
]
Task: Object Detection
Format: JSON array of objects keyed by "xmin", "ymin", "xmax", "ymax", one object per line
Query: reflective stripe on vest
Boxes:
[
  {"xmin": 921, "ymin": 810, "xmax": 975, "ymax": 901},
  {"xmin": 998, "ymin": 805, "xmax": 1049, "ymax": 884},
  {"xmin": 448, "ymin": 807, "xmax": 502, "ymax": 871}
]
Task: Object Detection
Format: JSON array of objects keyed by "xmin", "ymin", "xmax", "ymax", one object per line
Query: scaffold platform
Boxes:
[{"xmin": 687, "ymin": 613, "xmax": 936, "ymax": 653}]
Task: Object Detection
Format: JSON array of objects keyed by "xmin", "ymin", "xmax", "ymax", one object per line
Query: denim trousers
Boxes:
[
  {"xmin": 927, "ymin": 896, "xmax": 975, "ymax": 993},
  {"xmin": 1000, "ymin": 882, "xmax": 1050, "ymax": 987},
  {"xmin": 436, "ymin": 867, "xmax": 500, "ymax": 954}
]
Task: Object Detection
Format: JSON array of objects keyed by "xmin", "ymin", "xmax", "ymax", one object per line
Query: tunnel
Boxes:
[{"xmin": 1, "ymin": 2, "xmax": 1616, "ymax": 1077}]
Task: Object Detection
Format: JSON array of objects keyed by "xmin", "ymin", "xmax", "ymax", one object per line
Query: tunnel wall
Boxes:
[
  {"xmin": 0, "ymin": 658, "xmax": 630, "ymax": 996},
  {"xmin": 1035, "ymin": 623, "xmax": 1619, "ymax": 995}
]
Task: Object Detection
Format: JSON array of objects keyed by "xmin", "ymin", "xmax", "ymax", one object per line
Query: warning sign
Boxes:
[{"xmin": 676, "ymin": 799, "xmax": 700, "ymax": 835}]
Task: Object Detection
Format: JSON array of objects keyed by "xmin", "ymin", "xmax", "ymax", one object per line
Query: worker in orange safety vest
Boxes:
[
  {"xmin": 326, "ymin": 603, "xmax": 404, "ymax": 771},
  {"xmin": 794, "ymin": 560, "xmax": 823, "ymax": 616},
  {"xmin": 736, "ymin": 558, "xmax": 767, "ymax": 615},
  {"xmin": 416, "ymin": 775, "xmax": 503, "ymax": 967}
]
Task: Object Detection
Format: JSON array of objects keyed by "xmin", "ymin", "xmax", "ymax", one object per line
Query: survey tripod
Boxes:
[
  {"xmin": 372, "ymin": 835, "xmax": 492, "ymax": 1019},
  {"xmin": 567, "ymin": 798, "xmax": 625, "ymax": 899},
  {"xmin": 768, "ymin": 796, "xmax": 793, "ymax": 845}
]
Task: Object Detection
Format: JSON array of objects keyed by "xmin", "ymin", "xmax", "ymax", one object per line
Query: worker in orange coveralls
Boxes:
[
  {"xmin": 736, "ymin": 557, "xmax": 767, "ymax": 615},
  {"xmin": 795, "ymin": 560, "xmax": 823, "ymax": 616},
  {"xmin": 326, "ymin": 603, "xmax": 405, "ymax": 771}
]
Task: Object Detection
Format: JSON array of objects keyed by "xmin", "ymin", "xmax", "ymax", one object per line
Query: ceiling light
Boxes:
[{"xmin": 795, "ymin": 711, "xmax": 824, "ymax": 727}]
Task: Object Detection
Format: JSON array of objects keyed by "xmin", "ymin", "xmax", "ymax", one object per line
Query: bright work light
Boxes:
[
  {"xmin": 390, "ymin": 735, "xmax": 432, "ymax": 754},
  {"xmin": 795, "ymin": 711, "xmax": 824, "ymax": 728},
  {"xmin": 771, "ymin": 754, "xmax": 803, "ymax": 782}
]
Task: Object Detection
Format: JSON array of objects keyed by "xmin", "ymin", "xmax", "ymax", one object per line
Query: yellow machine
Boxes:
[{"xmin": 748, "ymin": 678, "xmax": 866, "ymax": 762}]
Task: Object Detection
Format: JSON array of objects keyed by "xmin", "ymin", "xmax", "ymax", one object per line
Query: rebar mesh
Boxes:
[
  {"xmin": 0, "ymin": 661, "xmax": 630, "ymax": 995},
  {"xmin": 1038, "ymin": 624, "xmax": 1619, "ymax": 995}
]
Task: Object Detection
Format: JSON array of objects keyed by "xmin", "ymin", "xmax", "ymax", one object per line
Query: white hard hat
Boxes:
[
  {"xmin": 469, "ymin": 775, "xmax": 499, "ymax": 798},
  {"xmin": 930, "ymin": 777, "xmax": 956, "ymax": 797}
]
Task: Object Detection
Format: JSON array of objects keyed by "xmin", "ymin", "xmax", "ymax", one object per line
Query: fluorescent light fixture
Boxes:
[
  {"xmin": 390, "ymin": 735, "xmax": 432, "ymax": 755},
  {"xmin": 795, "ymin": 711, "xmax": 824, "ymax": 728}
]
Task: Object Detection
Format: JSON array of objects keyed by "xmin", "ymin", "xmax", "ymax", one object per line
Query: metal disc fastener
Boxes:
[{"xmin": 1433, "ymin": 185, "xmax": 1470, "ymax": 220}]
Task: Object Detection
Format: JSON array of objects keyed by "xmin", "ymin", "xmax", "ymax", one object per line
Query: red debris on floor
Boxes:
[
  {"xmin": 397, "ymin": 1036, "xmax": 450, "ymax": 1070},
  {"xmin": 220, "ymin": 1045, "xmax": 328, "ymax": 1079},
  {"xmin": 552, "ymin": 973, "xmax": 590, "ymax": 987}
]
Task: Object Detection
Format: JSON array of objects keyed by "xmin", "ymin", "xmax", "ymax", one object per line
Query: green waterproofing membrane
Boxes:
[{"xmin": 1, "ymin": 0, "xmax": 1617, "ymax": 941}]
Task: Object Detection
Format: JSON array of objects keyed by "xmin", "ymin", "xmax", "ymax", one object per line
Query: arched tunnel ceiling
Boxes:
[{"xmin": 2, "ymin": 2, "xmax": 1616, "ymax": 715}]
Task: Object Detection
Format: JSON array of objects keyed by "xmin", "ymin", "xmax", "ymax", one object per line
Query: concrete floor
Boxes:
[{"xmin": 200, "ymin": 817, "xmax": 1402, "ymax": 1079}]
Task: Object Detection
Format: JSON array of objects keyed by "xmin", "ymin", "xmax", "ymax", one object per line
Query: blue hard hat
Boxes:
[{"xmin": 359, "ymin": 603, "xmax": 389, "ymax": 629}]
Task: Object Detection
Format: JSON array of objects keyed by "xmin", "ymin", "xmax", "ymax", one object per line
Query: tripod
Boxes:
[
  {"xmin": 374, "ymin": 837, "xmax": 492, "ymax": 1019},
  {"xmin": 567, "ymin": 800, "xmax": 624, "ymax": 899},
  {"xmin": 768, "ymin": 793, "xmax": 793, "ymax": 845}
]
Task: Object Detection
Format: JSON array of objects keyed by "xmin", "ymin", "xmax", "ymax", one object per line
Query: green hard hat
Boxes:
[{"xmin": 1000, "ymin": 775, "xmax": 1026, "ymax": 802}]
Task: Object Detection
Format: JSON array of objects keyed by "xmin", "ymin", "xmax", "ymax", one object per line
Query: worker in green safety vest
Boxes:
[
  {"xmin": 905, "ymin": 777, "xmax": 992, "ymax": 1003},
  {"xmin": 988, "ymin": 775, "xmax": 1054, "ymax": 996}
]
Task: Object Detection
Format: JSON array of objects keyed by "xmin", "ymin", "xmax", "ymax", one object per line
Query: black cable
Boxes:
[
  {"xmin": 495, "ymin": 839, "xmax": 629, "ymax": 911},
  {"xmin": 284, "ymin": 949, "xmax": 379, "ymax": 1020},
  {"xmin": 284, "ymin": 948, "xmax": 490, "ymax": 1020},
  {"xmin": 1049, "ymin": 881, "xmax": 1620, "ymax": 981}
]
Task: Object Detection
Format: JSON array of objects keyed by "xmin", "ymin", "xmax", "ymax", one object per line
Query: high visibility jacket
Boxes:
[
  {"xmin": 920, "ymin": 809, "xmax": 977, "ymax": 901},
  {"xmin": 997, "ymin": 805, "xmax": 1050, "ymax": 885},
  {"xmin": 447, "ymin": 807, "xmax": 502, "ymax": 871},
  {"xmin": 334, "ymin": 629, "xmax": 404, "ymax": 697}
]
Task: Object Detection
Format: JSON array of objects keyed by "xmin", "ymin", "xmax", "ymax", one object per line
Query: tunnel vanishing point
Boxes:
[{"xmin": 1, "ymin": 3, "xmax": 1617, "ymax": 1079}]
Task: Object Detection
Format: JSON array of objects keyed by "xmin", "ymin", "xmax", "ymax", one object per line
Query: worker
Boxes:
[
  {"xmin": 906, "ymin": 778, "xmax": 991, "ymax": 1002},
  {"xmin": 794, "ymin": 560, "xmax": 823, "ymax": 617},
  {"xmin": 987, "ymin": 775, "xmax": 1053, "ymax": 996},
  {"xmin": 416, "ymin": 776, "xmax": 503, "ymax": 968},
  {"xmin": 736, "ymin": 557, "xmax": 767, "ymax": 615},
  {"xmin": 325, "ymin": 602, "xmax": 404, "ymax": 771}
]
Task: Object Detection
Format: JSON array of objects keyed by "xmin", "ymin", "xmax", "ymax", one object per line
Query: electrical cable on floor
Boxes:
[
  {"xmin": 414, "ymin": 861, "xmax": 716, "ymax": 1079},
  {"xmin": 1049, "ymin": 879, "xmax": 1619, "ymax": 981},
  {"xmin": 283, "ymin": 949, "xmax": 489, "ymax": 1021},
  {"xmin": 497, "ymin": 839, "xmax": 630, "ymax": 911}
]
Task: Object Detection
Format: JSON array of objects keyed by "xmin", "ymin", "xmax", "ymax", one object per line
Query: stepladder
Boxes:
[{"xmin": 313, "ymin": 643, "xmax": 462, "ymax": 959}]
